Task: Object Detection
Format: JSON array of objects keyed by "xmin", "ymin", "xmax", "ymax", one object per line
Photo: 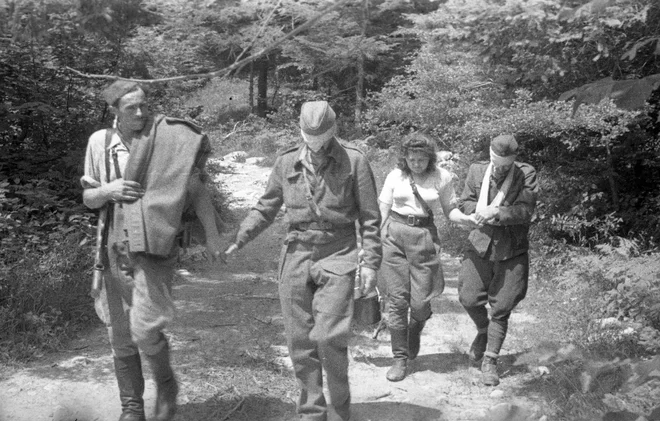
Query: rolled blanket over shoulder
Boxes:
[{"xmin": 123, "ymin": 115, "xmax": 206, "ymax": 256}]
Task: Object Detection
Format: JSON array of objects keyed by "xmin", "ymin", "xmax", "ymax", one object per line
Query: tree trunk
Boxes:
[
  {"xmin": 355, "ymin": 54, "xmax": 365, "ymax": 137},
  {"xmin": 249, "ymin": 60, "xmax": 254, "ymax": 114},
  {"xmin": 256, "ymin": 57, "xmax": 268, "ymax": 118},
  {"xmin": 354, "ymin": 0, "xmax": 369, "ymax": 137},
  {"xmin": 605, "ymin": 138, "xmax": 620, "ymax": 211}
]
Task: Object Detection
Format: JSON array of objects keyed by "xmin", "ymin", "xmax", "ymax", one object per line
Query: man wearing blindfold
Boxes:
[{"xmin": 457, "ymin": 134, "xmax": 538, "ymax": 386}]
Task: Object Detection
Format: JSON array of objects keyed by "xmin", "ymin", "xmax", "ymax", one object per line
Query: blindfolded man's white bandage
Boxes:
[
  {"xmin": 301, "ymin": 127, "xmax": 334, "ymax": 152},
  {"xmin": 490, "ymin": 147, "xmax": 516, "ymax": 166}
]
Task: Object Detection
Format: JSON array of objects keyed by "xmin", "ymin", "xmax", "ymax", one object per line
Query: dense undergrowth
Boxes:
[{"xmin": 514, "ymin": 246, "xmax": 660, "ymax": 420}]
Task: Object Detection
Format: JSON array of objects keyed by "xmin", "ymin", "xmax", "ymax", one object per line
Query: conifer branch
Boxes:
[{"xmin": 65, "ymin": 0, "xmax": 354, "ymax": 84}]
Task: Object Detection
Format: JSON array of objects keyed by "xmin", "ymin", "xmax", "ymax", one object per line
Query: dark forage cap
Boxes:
[
  {"xmin": 490, "ymin": 134, "xmax": 518, "ymax": 157},
  {"xmin": 102, "ymin": 80, "xmax": 141, "ymax": 106}
]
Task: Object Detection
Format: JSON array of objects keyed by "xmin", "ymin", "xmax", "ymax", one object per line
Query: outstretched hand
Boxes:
[
  {"xmin": 205, "ymin": 235, "xmax": 224, "ymax": 263},
  {"xmin": 220, "ymin": 243, "xmax": 239, "ymax": 264}
]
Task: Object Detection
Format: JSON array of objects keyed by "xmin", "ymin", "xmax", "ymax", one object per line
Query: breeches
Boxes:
[
  {"xmin": 95, "ymin": 242, "xmax": 177, "ymax": 358},
  {"xmin": 278, "ymin": 233, "xmax": 357, "ymax": 421},
  {"xmin": 381, "ymin": 219, "xmax": 443, "ymax": 330},
  {"xmin": 458, "ymin": 250, "xmax": 529, "ymax": 321}
]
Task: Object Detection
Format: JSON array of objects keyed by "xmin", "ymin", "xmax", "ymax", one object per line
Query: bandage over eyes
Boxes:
[{"xmin": 490, "ymin": 147, "xmax": 515, "ymax": 167}]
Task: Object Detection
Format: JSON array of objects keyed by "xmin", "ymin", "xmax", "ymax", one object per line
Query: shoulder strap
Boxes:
[
  {"xmin": 104, "ymin": 128, "xmax": 122, "ymax": 181},
  {"xmin": 302, "ymin": 165, "xmax": 323, "ymax": 219},
  {"xmin": 409, "ymin": 176, "xmax": 434, "ymax": 219},
  {"xmin": 102, "ymin": 129, "xmax": 115, "ymax": 247},
  {"xmin": 104, "ymin": 129, "xmax": 113, "ymax": 183}
]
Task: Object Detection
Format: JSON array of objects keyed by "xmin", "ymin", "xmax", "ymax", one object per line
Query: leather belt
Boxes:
[
  {"xmin": 291, "ymin": 221, "xmax": 354, "ymax": 231},
  {"xmin": 390, "ymin": 211, "xmax": 432, "ymax": 227}
]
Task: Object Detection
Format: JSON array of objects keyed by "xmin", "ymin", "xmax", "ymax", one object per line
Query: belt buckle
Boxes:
[{"xmin": 407, "ymin": 215, "xmax": 416, "ymax": 226}]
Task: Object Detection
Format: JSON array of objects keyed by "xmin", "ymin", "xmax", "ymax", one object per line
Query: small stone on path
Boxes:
[{"xmin": 490, "ymin": 389, "xmax": 505, "ymax": 398}]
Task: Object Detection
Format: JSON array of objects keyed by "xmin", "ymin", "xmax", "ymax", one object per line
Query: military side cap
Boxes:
[
  {"xmin": 490, "ymin": 134, "xmax": 518, "ymax": 157},
  {"xmin": 102, "ymin": 80, "xmax": 140, "ymax": 106},
  {"xmin": 300, "ymin": 101, "xmax": 336, "ymax": 137}
]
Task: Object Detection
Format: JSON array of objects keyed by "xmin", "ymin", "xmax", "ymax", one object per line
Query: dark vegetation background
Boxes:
[{"xmin": 1, "ymin": 0, "xmax": 659, "ymax": 419}]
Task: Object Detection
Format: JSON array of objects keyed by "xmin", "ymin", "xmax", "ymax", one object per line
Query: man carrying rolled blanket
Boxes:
[{"xmin": 81, "ymin": 80, "xmax": 223, "ymax": 421}]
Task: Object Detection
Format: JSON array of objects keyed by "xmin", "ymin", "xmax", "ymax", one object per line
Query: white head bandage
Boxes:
[{"xmin": 490, "ymin": 147, "xmax": 516, "ymax": 167}]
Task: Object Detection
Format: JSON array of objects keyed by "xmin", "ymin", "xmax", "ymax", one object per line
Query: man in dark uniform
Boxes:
[
  {"xmin": 82, "ymin": 80, "xmax": 223, "ymax": 421},
  {"xmin": 224, "ymin": 101, "xmax": 381, "ymax": 421},
  {"xmin": 457, "ymin": 134, "xmax": 538, "ymax": 386}
]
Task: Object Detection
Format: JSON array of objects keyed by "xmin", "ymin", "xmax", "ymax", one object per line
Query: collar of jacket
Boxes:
[{"xmin": 289, "ymin": 137, "xmax": 343, "ymax": 175}]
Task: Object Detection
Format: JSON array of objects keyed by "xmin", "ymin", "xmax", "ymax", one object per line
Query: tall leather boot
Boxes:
[
  {"xmin": 386, "ymin": 328, "xmax": 408, "ymax": 382},
  {"xmin": 144, "ymin": 344, "xmax": 178, "ymax": 421},
  {"xmin": 113, "ymin": 354, "xmax": 146, "ymax": 421},
  {"xmin": 408, "ymin": 318, "xmax": 426, "ymax": 361}
]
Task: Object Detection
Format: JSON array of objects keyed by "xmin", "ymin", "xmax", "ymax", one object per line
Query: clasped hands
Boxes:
[{"xmin": 461, "ymin": 206, "xmax": 499, "ymax": 229}]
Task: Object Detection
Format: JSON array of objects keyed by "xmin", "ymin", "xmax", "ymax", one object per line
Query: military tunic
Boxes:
[{"xmin": 233, "ymin": 137, "xmax": 381, "ymax": 421}]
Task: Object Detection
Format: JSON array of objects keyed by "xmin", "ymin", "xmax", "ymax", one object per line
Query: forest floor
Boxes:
[{"xmin": 0, "ymin": 157, "xmax": 560, "ymax": 421}]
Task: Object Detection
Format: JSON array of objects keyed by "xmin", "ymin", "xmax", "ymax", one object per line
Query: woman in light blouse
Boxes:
[{"xmin": 379, "ymin": 133, "xmax": 476, "ymax": 382}]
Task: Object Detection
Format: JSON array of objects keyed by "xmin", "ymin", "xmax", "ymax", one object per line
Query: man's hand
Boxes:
[
  {"xmin": 463, "ymin": 214, "xmax": 482, "ymax": 229},
  {"xmin": 359, "ymin": 266, "xmax": 377, "ymax": 296},
  {"xmin": 474, "ymin": 206, "xmax": 499, "ymax": 225},
  {"xmin": 205, "ymin": 235, "xmax": 223, "ymax": 263},
  {"xmin": 221, "ymin": 243, "xmax": 239, "ymax": 264},
  {"xmin": 104, "ymin": 179, "xmax": 144, "ymax": 204}
]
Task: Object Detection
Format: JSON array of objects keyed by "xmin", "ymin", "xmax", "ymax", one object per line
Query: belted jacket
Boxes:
[
  {"xmin": 459, "ymin": 161, "xmax": 538, "ymax": 261},
  {"xmin": 234, "ymin": 137, "xmax": 382, "ymax": 270}
]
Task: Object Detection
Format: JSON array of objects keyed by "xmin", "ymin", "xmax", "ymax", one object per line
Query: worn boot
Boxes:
[
  {"xmin": 481, "ymin": 356, "xmax": 500, "ymax": 386},
  {"xmin": 386, "ymin": 328, "xmax": 408, "ymax": 382},
  {"xmin": 408, "ymin": 319, "xmax": 426, "ymax": 361},
  {"xmin": 468, "ymin": 330, "xmax": 488, "ymax": 362},
  {"xmin": 144, "ymin": 344, "xmax": 178, "ymax": 421},
  {"xmin": 113, "ymin": 354, "xmax": 146, "ymax": 421}
]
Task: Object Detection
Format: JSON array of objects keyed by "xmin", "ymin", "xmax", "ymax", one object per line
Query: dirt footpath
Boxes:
[{"xmin": 0, "ymin": 157, "xmax": 551, "ymax": 421}]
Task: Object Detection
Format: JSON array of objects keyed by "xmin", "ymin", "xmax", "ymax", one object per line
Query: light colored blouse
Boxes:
[{"xmin": 379, "ymin": 167, "xmax": 458, "ymax": 218}]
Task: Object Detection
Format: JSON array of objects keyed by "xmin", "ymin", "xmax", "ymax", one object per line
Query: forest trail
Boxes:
[{"xmin": 0, "ymin": 157, "xmax": 551, "ymax": 421}]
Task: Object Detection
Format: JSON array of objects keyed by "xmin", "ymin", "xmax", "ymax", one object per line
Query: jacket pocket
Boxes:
[{"xmin": 311, "ymin": 257, "xmax": 357, "ymax": 317}]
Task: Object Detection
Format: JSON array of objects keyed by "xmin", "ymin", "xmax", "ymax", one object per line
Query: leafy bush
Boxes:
[
  {"xmin": 0, "ymin": 206, "xmax": 96, "ymax": 362},
  {"xmin": 527, "ymin": 246, "xmax": 660, "ymax": 421},
  {"xmin": 534, "ymin": 248, "xmax": 660, "ymax": 355}
]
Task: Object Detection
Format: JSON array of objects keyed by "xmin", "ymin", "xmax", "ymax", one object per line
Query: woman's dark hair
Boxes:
[{"xmin": 397, "ymin": 133, "xmax": 438, "ymax": 175}]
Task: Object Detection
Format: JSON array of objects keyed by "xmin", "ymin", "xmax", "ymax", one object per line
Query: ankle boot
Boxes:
[
  {"xmin": 481, "ymin": 356, "xmax": 499, "ymax": 386},
  {"xmin": 386, "ymin": 359, "xmax": 407, "ymax": 382},
  {"xmin": 386, "ymin": 328, "xmax": 409, "ymax": 382},
  {"xmin": 144, "ymin": 344, "xmax": 178, "ymax": 421},
  {"xmin": 468, "ymin": 331, "xmax": 488, "ymax": 362},
  {"xmin": 408, "ymin": 319, "xmax": 426, "ymax": 361},
  {"xmin": 113, "ymin": 354, "xmax": 146, "ymax": 421}
]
